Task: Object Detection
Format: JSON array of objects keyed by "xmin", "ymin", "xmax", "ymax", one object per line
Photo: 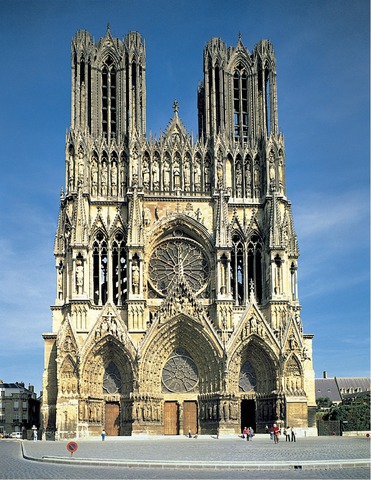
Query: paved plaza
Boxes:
[
  {"xmin": 1, "ymin": 434, "xmax": 370, "ymax": 479},
  {"xmin": 0, "ymin": 435, "xmax": 370, "ymax": 480}
]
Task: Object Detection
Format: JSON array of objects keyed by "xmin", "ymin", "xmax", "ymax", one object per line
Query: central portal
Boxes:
[
  {"xmin": 105, "ymin": 402, "xmax": 120, "ymax": 436},
  {"xmin": 240, "ymin": 399, "xmax": 256, "ymax": 433}
]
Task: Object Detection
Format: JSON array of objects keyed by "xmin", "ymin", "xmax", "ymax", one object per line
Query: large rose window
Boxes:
[
  {"xmin": 148, "ymin": 235, "xmax": 209, "ymax": 296},
  {"xmin": 162, "ymin": 349, "xmax": 199, "ymax": 393}
]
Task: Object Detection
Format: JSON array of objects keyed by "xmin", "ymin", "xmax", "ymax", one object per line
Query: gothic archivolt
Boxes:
[{"xmin": 139, "ymin": 313, "xmax": 223, "ymax": 393}]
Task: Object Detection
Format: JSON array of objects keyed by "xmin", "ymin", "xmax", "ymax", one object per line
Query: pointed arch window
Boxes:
[
  {"xmin": 233, "ymin": 66, "xmax": 248, "ymax": 144},
  {"xmin": 231, "ymin": 233, "xmax": 245, "ymax": 305},
  {"xmin": 93, "ymin": 231, "xmax": 108, "ymax": 305},
  {"xmin": 102, "ymin": 56, "xmax": 116, "ymax": 139},
  {"xmin": 265, "ymin": 66, "xmax": 271, "ymax": 135},
  {"xmin": 103, "ymin": 362, "xmax": 122, "ymax": 394},
  {"xmin": 112, "ymin": 233, "xmax": 127, "ymax": 305},
  {"xmin": 247, "ymin": 234, "xmax": 263, "ymax": 303}
]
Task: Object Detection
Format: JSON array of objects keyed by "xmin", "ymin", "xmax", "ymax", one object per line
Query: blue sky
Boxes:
[{"xmin": 0, "ymin": 0, "xmax": 369, "ymax": 394}]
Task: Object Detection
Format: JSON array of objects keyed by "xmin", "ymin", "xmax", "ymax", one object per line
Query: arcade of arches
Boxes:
[{"xmin": 42, "ymin": 28, "xmax": 316, "ymax": 439}]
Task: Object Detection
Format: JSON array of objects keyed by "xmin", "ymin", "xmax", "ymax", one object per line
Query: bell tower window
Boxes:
[
  {"xmin": 101, "ymin": 56, "xmax": 117, "ymax": 139},
  {"xmin": 233, "ymin": 67, "xmax": 248, "ymax": 144}
]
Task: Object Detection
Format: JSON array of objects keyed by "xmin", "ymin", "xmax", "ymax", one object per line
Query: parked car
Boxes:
[{"xmin": 10, "ymin": 432, "xmax": 22, "ymax": 439}]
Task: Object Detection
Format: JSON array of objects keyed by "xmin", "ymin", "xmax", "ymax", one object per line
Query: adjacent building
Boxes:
[
  {"xmin": 0, "ymin": 382, "xmax": 40, "ymax": 437},
  {"xmin": 42, "ymin": 27, "xmax": 316, "ymax": 439},
  {"xmin": 316, "ymin": 372, "xmax": 370, "ymax": 406}
]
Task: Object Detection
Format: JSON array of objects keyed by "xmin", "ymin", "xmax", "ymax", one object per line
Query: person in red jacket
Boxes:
[{"xmin": 273, "ymin": 423, "xmax": 280, "ymax": 444}]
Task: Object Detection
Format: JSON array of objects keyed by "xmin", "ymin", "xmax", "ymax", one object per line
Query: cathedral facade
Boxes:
[{"xmin": 42, "ymin": 27, "xmax": 316, "ymax": 439}]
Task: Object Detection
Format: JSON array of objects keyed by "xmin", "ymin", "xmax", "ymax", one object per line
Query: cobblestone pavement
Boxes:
[{"xmin": 1, "ymin": 436, "xmax": 370, "ymax": 479}]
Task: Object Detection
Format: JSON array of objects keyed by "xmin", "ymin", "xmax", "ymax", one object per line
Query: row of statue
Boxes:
[{"xmin": 66, "ymin": 147, "xmax": 285, "ymax": 197}]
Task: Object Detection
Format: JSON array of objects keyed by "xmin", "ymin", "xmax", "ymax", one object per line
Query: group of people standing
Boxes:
[
  {"xmin": 266, "ymin": 424, "xmax": 296, "ymax": 443},
  {"xmin": 242, "ymin": 426, "xmax": 254, "ymax": 441},
  {"xmin": 283, "ymin": 426, "xmax": 296, "ymax": 442}
]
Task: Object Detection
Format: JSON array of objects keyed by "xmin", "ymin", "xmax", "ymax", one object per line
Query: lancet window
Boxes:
[
  {"xmin": 93, "ymin": 232, "xmax": 108, "ymax": 305},
  {"xmin": 231, "ymin": 233, "xmax": 245, "ymax": 305},
  {"xmin": 247, "ymin": 234, "xmax": 263, "ymax": 303},
  {"xmin": 233, "ymin": 65, "xmax": 248, "ymax": 144},
  {"xmin": 92, "ymin": 231, "xmax": 128, "ymax": 306},
  {"xmin": 112, "ymin": 233, "xmax": 127, "ymax": 305},
  {"xmin": 102, "ymin": 56, "xmax": 116, "ymax": 139}
]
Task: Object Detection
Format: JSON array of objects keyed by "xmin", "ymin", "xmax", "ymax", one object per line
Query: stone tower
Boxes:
[{"xmin": 42, "ymin": 27, "xmax": 316, "ymax": 439}]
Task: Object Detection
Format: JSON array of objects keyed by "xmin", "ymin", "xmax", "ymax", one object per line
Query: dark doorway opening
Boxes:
[{"xmin": 240, "ymin": 399, "xmax": 256, "ymax": 433}]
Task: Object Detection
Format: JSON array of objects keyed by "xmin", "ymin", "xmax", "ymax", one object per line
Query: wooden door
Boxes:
[
  {"xmin": 183, "ymin": 401, "xmax": 198, "ymax": 436},
  {"xmin": 105, "ymin": 402, "xmax": 120, "ymax": 436},
  {"xmin": 164, "ymin": 401, "xmax": 179, "ymax": 435}
]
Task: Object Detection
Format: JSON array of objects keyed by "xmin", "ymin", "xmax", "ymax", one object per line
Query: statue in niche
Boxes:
[
  {"xmin": 217, "ymin": 156, "xmax": 223, "ymax": 188},
  {"xmin": 111, "ymin": 161, "xmax": 117, "ymax": 195},
  {"xmin": 91, "ymin": 159, "xmax": 98, "ymax": 196},
  {"xmin": 235, "ymin": 162, "xmax": 242, "ymax": 196},
  {"xmin": 78, "ymin": 149, "xmax": 85, "ymax": 185},
  {"xmin": 184, "ymin": 161, "xmax": 190, "ymax": 190},
  {"xmin": 173, "ymin": 158, "xmax": 180, "ymax": 189},
  {"xmin": 245, "ymin": 160, "xmax": 251, "ymax": 196},
  {"xmin": 76, "ymin": 259, "xmax": 84, "ymax": 294},
  {"xmin": 132, "ymin": 259, "xmax": 140, "ymax": 294},
  {"xmin": 143, "ymin": 159, "xmax": 150, "ymax": 188},
  {"xmin": 152, "ymin": 159, "xmax": 159, "ymax": 190},
  {"xmin": 269, "ymin": 152, "xmax": 276, "ymax": 186},
  {"xmin": 163, "ymin": 160, "xmax": 170, "ymax": 190},
  {"xmin": 254, "ymin": 165, "xmax": 260, "ymax": 197},
  {"xmin": 120, "ymin": 159, "xmax": 127, "ymax": 193},
  {"xmin": 57, "ymin": 261, "xmax": 64, "ymax": 299},
  {"xmin": 194, "ymin": 160, "xmax": 201, "ymax": 188},
  {"xmin": 101, "ymin": 160, "xmax": 107, "ymax": 195},
  {"xmin": 68, "ymin": 152, "xmax": 75, "ymax": 192},
  {"xmin": 204, "ymin": 161, "xmax": 210, "ymax": 190}
]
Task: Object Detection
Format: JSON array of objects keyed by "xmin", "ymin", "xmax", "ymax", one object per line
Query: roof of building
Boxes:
[
  {"xmin": 315, "ymin": 376, "xmax": 370, "ymax": 403},
  {"xmin": 335, "ymin": 377, "xmax": 370, "ymax": 393},
  {"xmin": 0, "ymin": 383, "xmax": 35, "ymax": 395},
  {"xmin": 315, "ymin": 378, "xmax": 342, "ymax": 403}
]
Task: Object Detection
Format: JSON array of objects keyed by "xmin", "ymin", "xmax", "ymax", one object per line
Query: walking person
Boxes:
[
  {"xmin": 284, "ymin": 426, "xmax": 291, "ymax": 442},
  {"xmin": 273, "ymin": 423, "xmax": 280, "ymax": 444},
  {"xmin": 246, "ymin": 427, "xmax": 250, "ymax": 441},
  {"xmin": 242, "ymin": 426, "xmax": 247, "ymax": 439},
  {"xmin": 101, "ymin": 429, "xmax": 106, "ymax": 441},
  {"xmin": 249, "ymin": 427, "xmax": 254, "ymax": 441},
  {"xmin": 290, "ymin": 426, "xmax": 296, "ymax": 442}
]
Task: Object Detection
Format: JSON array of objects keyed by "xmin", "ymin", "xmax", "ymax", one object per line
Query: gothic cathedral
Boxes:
[{"xmin": 42, "ymin": 27, "xmax": 316, "ymax": 439}]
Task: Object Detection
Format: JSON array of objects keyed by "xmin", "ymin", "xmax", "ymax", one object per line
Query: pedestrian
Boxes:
[
  {"xmin": 216, "ymin": 427, "xmax": 219, "ymax": 439},
  {"xmin": 249, "ymin": 427, "xmax": 254, "ymax": 441},
  {"xmin": 269, "ymin": 426, "xmax": 274, "ymax": 440},
  {"xmin": 188, "ymin": 429, "xmax": 192, "ymax": 438},
  {"xmin": 242, "ymin": 426, "xmax": 247, "ymax": 439},
  {"xmin": 101, "ymin": 429, "xmax": 106, "ymax": 441},
  {"xmin": 284, "ymin": 426, "xmax": 290, "ymax": 442},
  {"xmin": 265, "ymin": 425, "xmax": 269, "ymax": 434},
  {"xmin": 273, "ymin": 423, "xmax": 280, "ymax": 444},
  {"xmin": 290, "ymin": 426, "xmax": 296, "ymax": 442},
  {"xmin": 246, "ymin": 427, "xmax": 250, "ymax": 441}
]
